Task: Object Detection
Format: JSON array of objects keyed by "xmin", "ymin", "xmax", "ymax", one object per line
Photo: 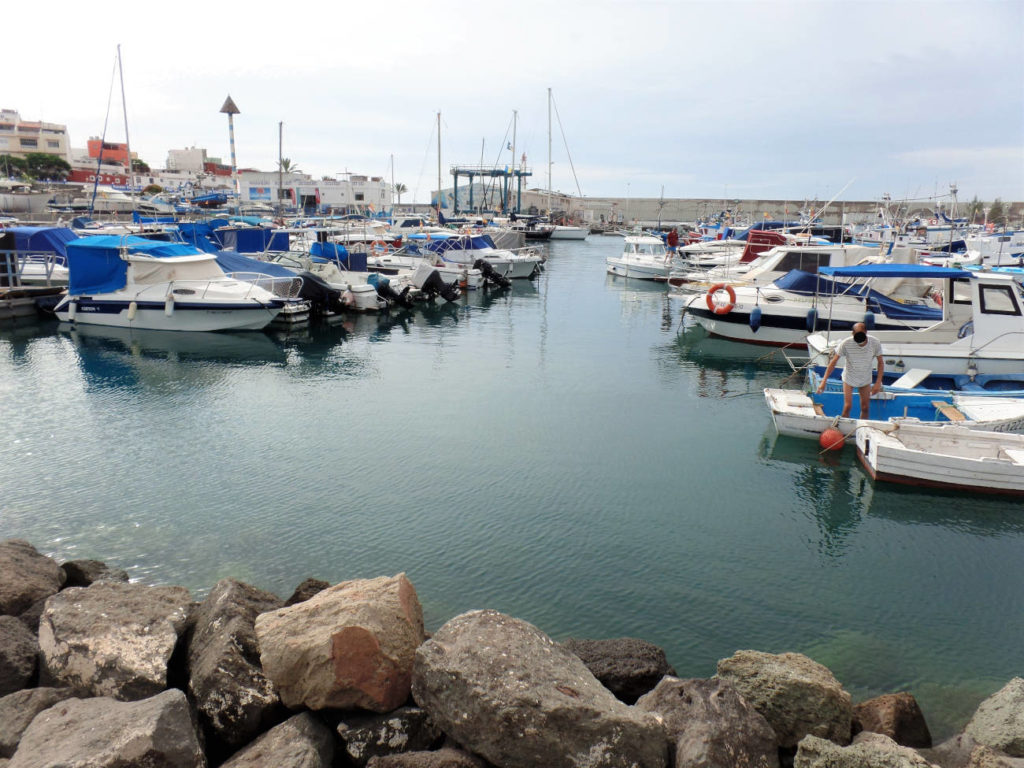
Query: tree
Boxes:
[
  {"xmin": 0, "ymin": 154, "xmax": 29, "ymax": 178},
  {"xmin": 966, "ymin": 196, "xmax": 985, "ymax": 223},
  {"xmin": 24, "ymin": 153, "xmax": 71, "ymax": 181},
  {"xmin": 143, "ymin": 184, "xmax": 163, "ymax": 195},
  {"xmin": 394, "ymin": 182, "xmax": 408, "ymax": 205},
  {"xmin": 277, "ymin": 157, "xmax": 301, "ymax": 174},
  {"xmin": 131, "ymin": 158, "xmax": 151, "ymax": 173},
  {"xmin": 988, "ymin": 199, "xmax": 1007, "ymax": 228}
]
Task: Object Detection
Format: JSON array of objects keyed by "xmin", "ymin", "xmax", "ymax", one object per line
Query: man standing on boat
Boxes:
[
  {"xmin": 816, "ymin": 322, "xmax": 884, "ymax": 419},
  {"xmin": 666, "ymin": 227, "xmax": 679, "ymax": 254}
]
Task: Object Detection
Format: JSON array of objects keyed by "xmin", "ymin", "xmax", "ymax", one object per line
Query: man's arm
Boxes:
[
  {"xmin": 816, "ymin": 352, "xmax": 841, "ymax": 393},
  {"xmin": 871, "ymin": 354, "xmax": 885, "ymax": 394}
]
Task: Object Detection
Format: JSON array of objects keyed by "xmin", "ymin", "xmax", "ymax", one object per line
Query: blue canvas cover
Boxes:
[
  {"xmin": 8, "ymin": 226, "xmax": 78, "ymax": 262},
  {"xmin": 132, "ymin": 212, "xmax": 176, "ymax": 224},
  {"xmin": 819, "ymin": 264, "xmax": 972, "ymax": 279},
  {"xmin": 214, "ymin": 250, "xmax": 296, "ymax": 278},
  {"xmin": 67, "ymin": 236, "xmax": 212, "ymax": 296},
  {"xmin": 776, "ymin": 269, "xmax": 942, "ymax": 322},
  {"xmin": 175, "ymin": 223, "xmax": 223, "ymax": 253}
]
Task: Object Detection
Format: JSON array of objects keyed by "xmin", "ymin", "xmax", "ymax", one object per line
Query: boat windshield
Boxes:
[{"xmin": 632, "ymin": 242, "xmax": 666, "ymax": 256}]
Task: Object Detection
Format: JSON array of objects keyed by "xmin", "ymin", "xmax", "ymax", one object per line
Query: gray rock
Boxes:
[
  {"xmin": 635, "ymin": 676, "xmax": 779, "ymax": 768},
  {"xmin": 8, "ymin": 689, "xmax": 205, "ymax": 768},
  {"xmin": 795, "ymin": 732, "xmax": 938, "ymax": 767},
  {"xmin": 920, "ymin": 732, "xmax": 978, "ymax": 768},
  {"xmin": 338, "ymin": 706, "xmax": 442, "ymax": 766},
  {"xmin": 60, "ymin": 559, "xmax": 129, "ymax": 588},
  {"xmin": 562, "ymin": 637, "xmax": 676, "ymax": 704},
  {"xmin": 0, "ymin": 617, "xmax": 37, "ymax": 697},
  {"xmin": 285, "ymin": 578, "xmax": 331, "ymax": 606},
  {"xmin": 38, "ymin": 582, "xmax": 192, "ymax": 700},
  {"xmin": 854, "ymin": 692, "xmax": 932, "ymax": 749},
  {"xmin": 0, "ymin": 689, "xmax": 77, "ymax": 758},
  {"xmin": 219, "ymin": 712, "xmax": 334, "ymax": 768},
  {"xmin": 0, "ymin": 541, "xmax": 63, "ymax": 617},
  {"xmin": 967, "ymin": 745, "xmax": 1024, "ymax": 767},
  {"xmin": 716, "ymin": 650, "xmax": 852, "ymax": 748},
  {"xmin": 15, "ymin": 599, "xmax": 46, "ymax": 635},
  {"xmin": 966, "ymin": 678, "xmax": 1024, "ymax": 757},
  {"xmin": 187, "ymin": 578, "xmax": 283, "ymax": 750},
  {"xmin": 366, "ymin": 748, "xmax": 491, "ymax": 767},
  {"xmin": 412, "ymin": 609, "xmax": 668, "ymax": 768},
  {"xmin": 256, "ymin": 573, "xmax": 425, "ymax": 712}
]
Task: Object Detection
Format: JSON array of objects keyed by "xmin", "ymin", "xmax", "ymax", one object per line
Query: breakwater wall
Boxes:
[{"xmin": 1, "ymin": 538, "xmax": 1021, "ymax": 768}]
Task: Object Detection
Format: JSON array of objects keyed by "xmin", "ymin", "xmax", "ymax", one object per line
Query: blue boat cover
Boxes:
[
  {"xmin": 214, "ymin": 250, "xmax": 296, "ymax": 279},
  {"xmin": 67, "ymin": 235, "xmax": 213, "ymax": 296},
  {"xmin": 6, "ymin": 227, "xmax": 78, "ymax": 262},
  {"xmin": 819, "ymin": 264, "xmax": 973, "ymax": 278},
  {"xmin": 132, "ymin": 212, "xmax": 176, "ymax": 224},
  {"xmin": 774, "ymin": 270, "xmax": 941, "ymax": 321}
]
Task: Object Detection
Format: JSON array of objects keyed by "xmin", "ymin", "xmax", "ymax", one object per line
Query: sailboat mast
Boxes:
[
  {"xmin": 116, "ymin": 44, "xmax": 135, "ymax": 214},
  {"xmin": 512, "ymin": 109, "xmax": 518, "ymax": 214},
  {"xmin": 278, "ymin": 121, "xmax": 283, "ymax": 215},
  {"xmin": 547, "ymin": 87, "xmax": 552, "ymax": 216},
  {"xmin": 436, "ymin": 111, "xmax": 441, "ymax": 219}
]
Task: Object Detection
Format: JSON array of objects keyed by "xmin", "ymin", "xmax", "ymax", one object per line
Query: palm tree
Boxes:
[
  {"xmin": 277, "ymin": 158, "xmax": 301, "ymax": 174},
  {"xmin": 394, "ymin": 182, "xmax": 408, "ymax": 205}
]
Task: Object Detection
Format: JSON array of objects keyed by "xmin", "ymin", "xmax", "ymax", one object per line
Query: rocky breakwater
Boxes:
[{"xmin": 0, "ymin": 537, "xmax": 1022, "ymax": 768}]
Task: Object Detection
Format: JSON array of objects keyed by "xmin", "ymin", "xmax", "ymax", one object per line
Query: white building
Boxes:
[{"xmin": 238, "ymin": 171, "xmax": 392, "ymax": 213}]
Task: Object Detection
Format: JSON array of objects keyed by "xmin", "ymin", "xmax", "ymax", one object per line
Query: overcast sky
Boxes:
[{"xmin": 8, "ymin": 0, "xmax": 1022, "ymax": 205}]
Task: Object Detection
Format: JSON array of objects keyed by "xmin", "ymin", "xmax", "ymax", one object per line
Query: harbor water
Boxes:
[{"xmin": 1, "ymin": 235, "xmax": 1022, "ymax": 738}]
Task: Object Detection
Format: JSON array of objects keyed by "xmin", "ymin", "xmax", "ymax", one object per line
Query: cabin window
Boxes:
[
  {"xmin": 773, "ymin": 251, "xmax": 827, "ymax": 274},
  {"xmin": 979, "ymin": 285, "xmax": 1021, "ymax": 316},
  {"xmin": 950, "ymin": 278, "xmax": 972, "ymax": 305}
]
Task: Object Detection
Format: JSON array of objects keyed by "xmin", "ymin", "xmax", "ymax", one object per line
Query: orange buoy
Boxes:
[{"xmin": 819, "ymin": 427, "xmax": 845, "ymax": 451}]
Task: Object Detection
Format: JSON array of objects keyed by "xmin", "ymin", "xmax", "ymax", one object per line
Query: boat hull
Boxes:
[
  {"xmin": 606, "ymin": 259, "xmax": 670, "ymax": 281},
  {"xmin": 54, "ymin": 297, "xmax": 282, "ymax": 331}
]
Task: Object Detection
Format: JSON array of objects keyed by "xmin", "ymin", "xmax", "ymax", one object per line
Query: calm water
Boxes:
[{"xmin": 2, "ymin": 236, "xmax": 1022, "ymax": 737}]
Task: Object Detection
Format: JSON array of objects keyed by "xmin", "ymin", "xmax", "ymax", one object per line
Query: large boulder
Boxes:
[
  {"xmin": 8, "ymin": 689, "xmax": 205, "ymax": 768},
  {"xmin": 795, "ymin": 732, "xmax": 937, "ymax": 767},
  {"xmin": 966, "ymin": 678, "xmax": 1024, "ymax": 757},
  {"xmin": 0, "ymin": 689, "xmax": 78, "ymax": 758},
  {"xmin": 561, "ymin": 637, "xmax": 676, "ymax": 704},
  {"xmin": 255, "ymin": 573, "xmax": 424, "ymax": 712},
  {"xmin": 285, "ymin": 578, "xmax": 331, "ymax": 606},
  {"xmin": 716, "ymin": 650, "xmax": 852, "ymax": 748},
  {"xmin": 219, "ymin": 712, "xmax": 334, "ymax": 768},
  {"xmin": 187, "ymin": 578, "xmax": 284, "ymax": 751},
  {"xmin": 337, "ymin": 706, "xmax": 442, "ymax": 766},
  {"xmin": 38, "ymin": 582, "xmax": 193, "ymax": 700},
  {"xmin": 412, "ymin": 609, "xmax": 668, "ymax": 768},
  {"xmin": 0, "ymin": 541, "xmax": 63, "ymax": 617},
  {"xmin": 0, "ymin": 617, "xmax": 38, "ymax": 696},
  {"xmin": 854, "ymin": 692, "xmax": 932, "ymax": 748},
  {"xmin": 60, "ymin": 559, "xmax": 129, "ymax": 588},
  {"xmin": 635, "ymin": 676, "xmax": 779, "ymax": 767}
]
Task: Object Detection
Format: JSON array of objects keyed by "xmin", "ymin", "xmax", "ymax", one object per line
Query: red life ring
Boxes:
[{"xmin": 705, "ymin": 283, "xmax": 737, "ymax": 314}]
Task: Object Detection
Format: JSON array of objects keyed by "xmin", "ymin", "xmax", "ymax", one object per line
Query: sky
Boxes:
[{"xmin": 7, "ymin": 0, "xmax": 1023, "ymax": 205}]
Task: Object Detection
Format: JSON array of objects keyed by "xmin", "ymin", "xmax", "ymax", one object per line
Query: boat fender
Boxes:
[
  {"xmin": 705, "ymin": 283, "xmax": 736, "ymax": 315},
  {"xmin": 749, "ymin": 305, "xmax": 762, "ymax": 332},
  {"xmin": 68, "ymin": 300, "xmax": 76, "ymax": 321},
  {"xmin": 805, "ymin": 307, "xmax": 818, "ymax": 332},
  {"xmin": 127, "ymin": 301, "xmax": 138, "ymax": 321},
  {"xmin": 863, "ymin": 311, "xmax": 875, "ymax": 330},
  {"xmin": 819, "ymin": 427, "xmax": 845, "ymax": 451},
  {"xmin": 164, "ymin": 295, "xmax": 175, "ymax": 317},
  {"xmin": 930, "ymin": 288, "xmax": 943, "ymax": 306},
  {"xmin": 957, "ymin": 320, "xmax": 974, "ymax": 339}
]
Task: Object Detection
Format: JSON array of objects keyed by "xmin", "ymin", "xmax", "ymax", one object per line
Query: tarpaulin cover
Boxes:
[
  {"xmin": 819, "ymin": 264, "xmax": 973, "ymax": 278},
  {"xmin": 67, "ymin": 235, "xmax": 209, "ymax": 296},
  {"xmin": 214, "ymin": 250, "xmax": 296, "ymax": 279},
  {"xmin": 6, "ymin": 227, "xmax": 78, "ymax": 262},
  {"xmin": 220, "ymin": 228, "xmax": 289, "ymax": 253}
]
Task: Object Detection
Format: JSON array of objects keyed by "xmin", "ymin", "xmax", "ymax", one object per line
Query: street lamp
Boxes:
[{"xmin": 219, "ymin": 95, "xmax": 240, "ymax": 206}]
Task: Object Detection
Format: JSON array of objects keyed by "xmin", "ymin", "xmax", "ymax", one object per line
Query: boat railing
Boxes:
[
  {"xmin": 226, "ymin": 271, "xmax": 304, "ymax": 299},
  {"xmin": 6, "ymin": 250, "xmax": 65, "ymax": 286},
  {"xmin": 137, "ymin": 277, "xmax": 280, "ymax": 302},
  {"xmin": 508, "ymin": 245, "xmax": 545, "ymax": 261}
]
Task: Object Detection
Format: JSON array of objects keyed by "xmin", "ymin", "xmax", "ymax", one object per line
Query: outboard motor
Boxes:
[
  {"xmin": 297, "ymin": 271, "xmax": 346, "ymax": 317},
  {"xmin": 473, "ymin": 258, "xmax": 511, "ymax": 289},
  {"xmin": 370, "ymin": 274, "xmax": 415, "ymax": 310},
  {"xmin": 418, "ymin": 269, "xmax": 461, "ymax": 303}
]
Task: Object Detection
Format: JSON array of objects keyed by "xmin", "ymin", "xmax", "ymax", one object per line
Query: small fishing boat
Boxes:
[
  {"xmin": 53, "ymin": 235, "xmax": 284, "ymax": 331},
  {"xmin": 856, "ymin": 422, "xmax": 1024, "ymax": 495},
  {"xmin": 764, "ymin": 387, "xmax": 1024, "ymax": 443},
  {"xmin": 606, "ymin": 234, "xmax": 671, "ymax": 280}
]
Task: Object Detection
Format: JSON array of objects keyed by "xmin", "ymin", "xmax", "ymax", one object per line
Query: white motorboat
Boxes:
[
  {"xmin": 764, "ymin": 387, "xmax": 1024, "ymax": 443},
  {"xmin": 548, "ymin": 224, "xmax": 588, "ymax": 240},
  {"xmin": 856, "ymin": 422, "xmax": 1024, "ymax": 496},
  {"xmin": 53, "ymin": 235, "xmax": 284, "ymax": 331},
  {"xmin": 606, "ymin": 235, "xmax": 671, "ymax": 280},
  {"xmin": 685, "ymin": 261, "xmax": 942, "ymax": 347},
  {"xmin": 366, "ymin": 242, "xmax": 485, "ymax": 291},
  {"xmin": 417, "ymin": 233, "xmax": 543, "ymax": 280},
  {"xmin": 807, "ymin": 264, "xmax": 1024, "ymax": 377}
]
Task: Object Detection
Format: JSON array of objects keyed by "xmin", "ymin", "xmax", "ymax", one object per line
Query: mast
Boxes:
[
  {"xmin": 547, "ymin": 87, "xmax": 552, "ymax": 216},
  {"xmin": 436, "ymin": 111, "xmax": 441, "ymax": 219},
  {"xmin": 116, "ymin": 44, "xmax": 135, "ymax": 215},
  {"xmin": 278, "ymin": 121, "xmax": 283, "ymax": 215},
  {"xmin": 390, "ymin": 153, "xmax": 395, "ymax": 220},
  {"xmin": 512, "ymin": 109, "xmax": 518, "ymax": 214}
]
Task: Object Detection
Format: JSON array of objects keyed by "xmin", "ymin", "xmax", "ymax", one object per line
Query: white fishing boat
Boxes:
[
  {"xmin": 606, "ymin": 234, "xmax": 671, "ymax": 280},
  {"xmin": 764, "ymin": 387, "xmax": 1024, "ymax": 443},
  {"xmin": 53, "ymin": 235, "xmax": 284, "ymax": 331},
  {"xmin": 856, "ymin": 422, "xmax": 1024, "ymax": 496},
  {"xmin": 807, "ymin": 264, "xmax": 1024, "ymax": 377}
]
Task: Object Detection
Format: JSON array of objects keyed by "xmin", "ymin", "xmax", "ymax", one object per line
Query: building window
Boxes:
[
  {"xmin": 355, "ymin": 193, "xmax": 364, "ymax": 201},
  {"xmin": 47, "ymin": 140, "xmax": 60, "ymax": 149},
  {"xmin": 20, "ymin": 138, "xmax": 38, "ymax": 148}
]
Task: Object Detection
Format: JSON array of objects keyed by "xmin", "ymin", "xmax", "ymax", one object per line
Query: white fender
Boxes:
[
  {"xmin": 164, "ymin": 295, "xmax": 175, "ymax": 316},
  {"xmin": 127, "ymin": 301, "xmax": 138, "ymax": 321}
]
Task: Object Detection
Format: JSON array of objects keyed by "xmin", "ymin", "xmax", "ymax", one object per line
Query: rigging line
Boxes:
[
  {"xmin": 413, "ymin": 114, "xmax": 437, "ymax": 204},
  {"xmin": 89, "ymin": 54, "xmax": 120, "ymax": 217},
  {"xmin": 550, "ymin": 94, "xmax": 583, "ymax": 198}
]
